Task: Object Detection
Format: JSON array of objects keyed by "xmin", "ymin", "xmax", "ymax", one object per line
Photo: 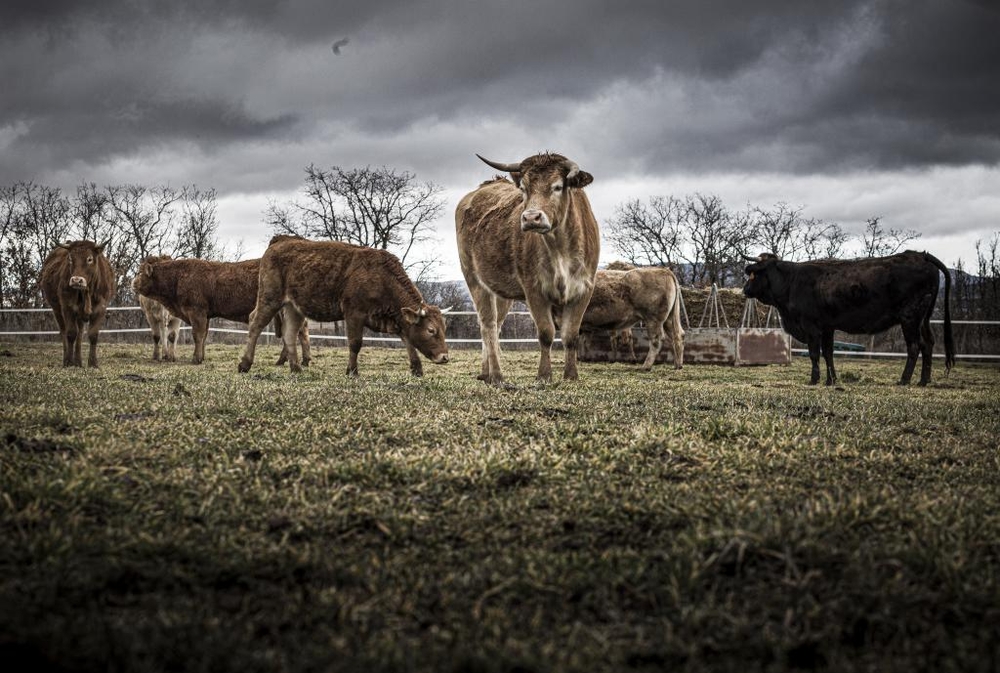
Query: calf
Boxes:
[
  {"xmin": 40, "ymin": 240, "xmax": 116, "ymax": 367},
  {"xmin": 238, "ymin": 236, "xmax": 449, "ymax": 376},
  {"xmin": 743, "ymin": 251, "xmax": 955, "ymax": 385},
  {"xmin": 572, "ymin": 266, "xmax": 685, "ymax": 370},
  {"xmin": 136, "ymin": 292, "xmax": 181, "ymax": 361},
  {"xmin": 456, "ymin": 152, "xmax": 600, "ymax": 384},
  {"xmin": 133, "ymin": 255, "xmax": 309, "ymax": 365}
]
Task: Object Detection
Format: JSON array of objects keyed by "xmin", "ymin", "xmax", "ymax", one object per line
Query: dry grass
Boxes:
[{"xmin": 1, "ymin": 342, "xmax": 998, "ymax": 672}]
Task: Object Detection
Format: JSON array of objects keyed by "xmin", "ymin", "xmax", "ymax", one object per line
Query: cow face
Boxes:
[
  {"xmin": 132, "ymin": 255, "xmax": 170, "ymax": 297},
  {"xmin": 478, "ymin": 153, "xmax": 593, "ymax": 233},
  {"xmin": 400, "ymin": 304, "xmax": 450, "ymax": 364},
  {"xmin": 743, "ymin": 255, "xmax": 780, "ymax": 303},
  {"xmin": 60, "ymin": 240, "xmax": 107, "ymax": 292}
]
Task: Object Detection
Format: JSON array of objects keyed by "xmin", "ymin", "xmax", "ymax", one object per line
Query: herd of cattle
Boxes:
[{"xmin": 37, "ymin": 152, "xmax": 955, "ymax": 386}]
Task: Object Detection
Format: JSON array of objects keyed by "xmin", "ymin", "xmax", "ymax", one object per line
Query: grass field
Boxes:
[{"xmin": 1, "ymin": 341, "xmax": 999, "ymax": 672}]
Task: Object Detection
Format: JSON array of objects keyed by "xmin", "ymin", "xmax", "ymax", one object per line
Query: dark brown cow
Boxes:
[
  {"xmin": 456, "ymin": 152, "xmax": 600, "ymax": 384},
  {"xmin": 136, "ymin": 292, "xmax": 181, "ymax": 361},
  {"xmin": 238, "ymin": 236, "xmax": 449, "ymax": 376},
  {"xmin": 577, "ymin": 266, "xmax": 685, "ymax": 370},
  {"xmin": 743, "ymin": 251, "xmax": 955, "ymax": 386},
  {"xmin": 132, "ymin": 255, "xmax": 309, "ymax": 365},
  {"xmin": 40, "ymin": 240, "xmax": 116, "ymax": 367}
]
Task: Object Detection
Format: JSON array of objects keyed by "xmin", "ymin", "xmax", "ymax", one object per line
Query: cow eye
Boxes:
[
  {"xmin": 553, "ymin": 184, "xmax": 563, "ymax": 193},
  {"xmin": 87, "ymin": 256, "xmax": 94, "ymax": 264},
  {"xmin": 428, "ymin": 327, "xmax": 436, "ymax": 336}
]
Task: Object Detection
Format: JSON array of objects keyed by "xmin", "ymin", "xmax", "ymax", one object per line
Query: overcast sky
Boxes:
[{"xmin": 3, "ymin": 0, "xmax": 998, "ymax": 278}]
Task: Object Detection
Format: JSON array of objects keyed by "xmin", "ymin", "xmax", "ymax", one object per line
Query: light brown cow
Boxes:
[
  {"xmin": 238, "ymin": 236, "xmax": 449, "ymax": 377},
  {"xmin": 40, "ymin": 240, "xmax": 116, "ymax": 367},
  {"xmin": 132, "ymin": 255, "xmax": 309, "ymax": 365},
  {"xmin": 456, "ymin": 152, "xmax": 600, "ymax": 384},
  {"xmin": 136, "ymin": 292, "xmax": 181, "ymax": 361},
  {"xmin": 578, "ymin": 267, "xmax": 685, "ymax": 370}
]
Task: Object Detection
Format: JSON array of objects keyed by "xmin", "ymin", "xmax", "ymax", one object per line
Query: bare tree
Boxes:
[
  {"xmin": 107, "ymin": 184, "xmax": 182, "ymax": 260},
  {"xmin": 682, "ymin": 193, "xmax": 744, "ymax": 287},
  {"xmin": 860, "ymin": 216, "xmax": 921, "ymax": 258},
  {"xmin": 0, "ymin": 184, "xmax": 17, "ymax": 307},
  {"xmin": 1, "ymin": 183, "xmax": 73, "ymax": 306},
  {"xmin": 268, "ymin": 164, "xmax": 444, "ymax": 280},
  {"xmin": 605, "ymin": 196, "xmax": 685, "ymax": 268},
  {"xmin": 174, "ymin": 186, "xmax": 221, "ymax": 259},
  {"xmin": 801, "ymin": 219, "xmax": 850, "ymax": 260}
]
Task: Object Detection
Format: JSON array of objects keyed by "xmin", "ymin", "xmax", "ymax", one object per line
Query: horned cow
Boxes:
[
  {"xmin": 132, "ymin": 255, "xmax": 309, "ymax": 365},
  {"xmin": 238, "ymin": 236, "xmax": 449, "ymax": 377},
  {"xmin": 455, "ymin": 152, "xmax": 600, "ymax": 384},
  {"xmin": 40, "ymin": 240, "xmax": 116, "ymax": 368},
  {"xmin": 742, "ymin": 251, "xmax": 955, "ymax": 386}
]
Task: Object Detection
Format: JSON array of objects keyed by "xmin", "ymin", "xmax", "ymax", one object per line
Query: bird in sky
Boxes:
[{"xmin": 331, "ymin": 38, "xmax": 349, "ymax": 55}]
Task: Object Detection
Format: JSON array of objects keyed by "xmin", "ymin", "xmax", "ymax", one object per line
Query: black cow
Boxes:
[{"xmin": 742, "ymin": 251, "xmax": 955, "ymax": 386}]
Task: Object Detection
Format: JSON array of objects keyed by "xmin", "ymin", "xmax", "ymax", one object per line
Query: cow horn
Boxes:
[
  {"xmin": 57, "ymin": 242, "xmax": 71, "ymax": 250},
  {"xmin": 97, "ymin": 238, "xmax": 111, "ymax": 252},
  {"xmin": 742, "ymin": 254, "xmax": 759, "ymax": 262},
  {"xmin": 476, "ymin": 154, "xmax": 521, "ymax": 173},
  {"xmin": 440, "ymin": 305, "xmax": 453, "ymax": 314},
  {"xmin": 563, "ymin": 160, "xmax": 581, "ymax": 181}
]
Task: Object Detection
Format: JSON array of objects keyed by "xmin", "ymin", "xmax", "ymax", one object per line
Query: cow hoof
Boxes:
[
  {"xmin": 301, "ymin": 359, "xmax": 311, "ymax": 367},
  {"xmin": 237, "ymin": 359, "xmax": 252, "ymax": 373},
  {"xmin": 289, "ymin": 364, "xmax": 302, "ymax": 373}
]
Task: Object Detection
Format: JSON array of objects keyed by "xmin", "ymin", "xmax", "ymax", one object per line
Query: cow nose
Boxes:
[
  {"xmin": 69, "ymin": 276, "xmax": 87, "ymax": 289},
  {"xmin": 522, "ymin": 210, "xmax": 543, "ymax": 225},
  {"xmin": 435, "ymin": 353, "xmax": 449, "ymax": 364},
  {"xmin": 521, "ymin": 209, "xmax": 550, "ymax": 231}
]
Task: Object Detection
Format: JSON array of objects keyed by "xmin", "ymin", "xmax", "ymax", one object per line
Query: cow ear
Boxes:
[
  {"xmin": 510, "ymin": 172, "xmax": 522, "ymax": 188},
  {"xmin": 566, "ymin": 170, "xmax": 593, "ymax": 189},
  {"xmin": 401, "ymin": 306, "xmax": 420, "ymax": 324}
]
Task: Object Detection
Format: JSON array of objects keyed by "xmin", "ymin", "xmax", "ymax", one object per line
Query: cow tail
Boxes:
[{"xmin": 926, "ymin": 253, "xmax": 956, "ymax": 373}]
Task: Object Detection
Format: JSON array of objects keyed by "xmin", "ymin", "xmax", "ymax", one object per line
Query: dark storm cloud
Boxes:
[{"xmin": 1, "ymin": 0, "xmax": 998, "ymax": 189}]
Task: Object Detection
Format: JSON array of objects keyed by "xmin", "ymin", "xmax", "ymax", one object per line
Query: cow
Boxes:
[
  {"xmin": 455, "ymin": 152, "xmax": 600, "ymax": 385},
  {"xmin": 573, "ymin": 266, "xmax": 685, "ymax": 370},
  {"xmin": 237, "ymin": 236, "xmax": 450, "ymax": 377},
  {"xmin": 136, "ymin": 292, "xmax": 181, "ymax": 361},
  {"xmin": 742, "ymin": 251, "xmax": 955, "ymax": 386},
  {"xmin": 132, "ymin": 255, "xmax": 310, "ymax": 365},
  {"xmin": 39, "ymin": 240, "xmax": 116, "ymax": 368}
]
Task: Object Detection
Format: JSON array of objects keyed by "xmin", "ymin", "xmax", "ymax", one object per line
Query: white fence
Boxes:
[{"xmin": 1, "ymin": 306, "xmax": 998, "ymax": 361}]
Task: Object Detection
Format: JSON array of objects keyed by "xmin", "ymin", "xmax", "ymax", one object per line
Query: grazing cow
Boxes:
[
  {"xmin": 742, "ymin": 251, "xmax": 955, "ymax": 386},
  {"xmin": 132, "ymin": 255, "xmax": 309, "ymax": 365},
  {"xmin": 574, "ymin": 266, "xmax": 685, "ymax": 370},
  {"xmin": 237, "ymin": 236, "xmax": 449, "ymax": 376},
  {"xmin": 136, "ymin": 292, "xmax": 181, "ymax": 361},
  {"xmin": 456, "ymin": 152, "xmax": 600, "ymax": 384},
  {"xmin": 39, "ymin": 240, "xmax": 116, "ymax": 367}
]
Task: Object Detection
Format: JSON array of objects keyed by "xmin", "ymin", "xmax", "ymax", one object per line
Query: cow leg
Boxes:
[
  {"xmin": 898, "ymin": 321, "xmax": 921, "ymax": 385},
  {"xmin": 280, "ymin": 306, "xmax": 305, "ymax": 373},
  {"xmin": 918, "ymin": 315, "xmax": 935, "ymax": 386},
  {"xmin": 523, "ymin": 294, "xmax": 556, "ymax": 382},
  {"xmin": 299, "ymin": 323, "xmax": 312, "ymax": 367},
  {"xmin": 345, "ymin": 312, "xmax": 366, "ymax": 377},
  {"xmin": 821, "ymin": 329, "xmax": 837, "ymax": 386},
  {"xmin": 641, "ymin": 324, "xmax": 663, "ymax": 371},
  {"xmin": 87, "ymin": 305, "xmax": 107, "ymax": 368},
  {"xmin": 807, "ymin": 338, "xmax": 821, "ymax": 385},
  {"xmin": 151, "ymin": 321, "xmax": 163, "ymax": 361},
  {"xmin": 404, "ymin": 338, "xmax": 423, "ymax": 377},
  {"xmin": 188, "ymin": 314, "xmax": 209, "ymax": 364},
  {"xmin": 53, "ymin": 304, "xmax": 72, "ymax": 367},
  {"xmin": 469, "ymin": 283, "xmax": 507, "ymax": 384},
  {"xmin": 274, "ymin": 312, "xmax": 288, "ymax": 366},
  {"xmin": 165, "ymin": 318, "xmax": 179, "ymax": 362},
  {"xmin": 72, "ymin": 316, "xmax": 84, "ymax": 367},
  {"xmin": 239, "ymin": 295, "xmax": 283, "ymax": 373}
]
